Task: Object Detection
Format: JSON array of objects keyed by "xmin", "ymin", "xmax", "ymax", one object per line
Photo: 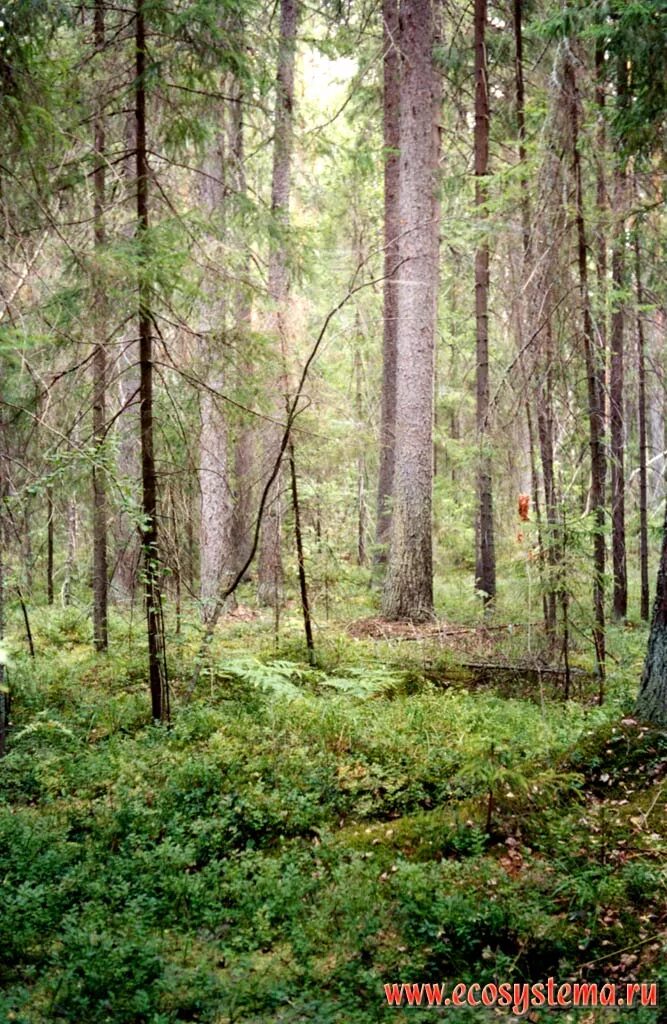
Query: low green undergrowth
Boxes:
[{"xmin": 0, "ymin": 612, "xmax": 665, "ymax": 1023}]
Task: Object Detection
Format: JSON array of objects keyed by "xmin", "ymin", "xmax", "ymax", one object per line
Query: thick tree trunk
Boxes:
[
  {"xmin": 565, "ymin": 50, "xmax": 606, "ymax": 693},
  {"xmin": 382, "ymin": 0, "xmax": 439, "ymax": 623},
  {"xmin": 376, "ymin": 0, "xmax": 400, "ymax": 562},
  {"xmin": 136, "ymin": 0, "xmax": 168, "ymax": 722},
  {"xmin": 198, "ymin": 115, "xmax": 234, "ymax": 619},
  {"xmin": 92, "ymin": 0, "xmax": 108, "ymax": 650},
  {"xmin": 257, "ymin": 0, "xmax": 297, "ymax": 606},
  {"xmin": 635, "ymin": 235, "xmax": 650, "ymax": 621},
  {"xmin": 228, "ymin": 70, "xmax": 255, "ymax": 577},
  {"xmin": 474, "ymin": 0, "xmax": 495, "ymax": 605},
  {"xmin": 636, "ymin": 497, "xmax": 667, "ymax": 725}
]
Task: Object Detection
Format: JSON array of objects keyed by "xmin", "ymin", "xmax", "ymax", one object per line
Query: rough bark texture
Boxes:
[
  {"xmin": 112, "ymin": 110, "xmax": 141, "ymax": 603},
  {"xmin": 474, "ymin": 0, "xmax": 495, "ymax": 604},
  {"xmin": 257, "ymin": 0, "xmax": 297, "ymax": 605},
  {"xmin": 198, "ymin": 119, "xmax": 234, "ymax": 620},
  {"xmin": 635, "ymin": 235, "xmax": 650, "ymax": 621},
  {"xmin": 382, "ymin": 0, "xmax": 439, "ymax": 623},
  {"xmin": 200, "ymin": 380, "xmax": 233, "ymax": 617},
  {"xmin": 62, "ymin": 499, "xmax": 77, "ymax": 607},
  {"xmin": 92, "ymin": 0, "xmax": 108, "ymax": 650},
  {"xmin": 610, "ymin": 173, "xmax": 627, "ymax": 621},
  {"xmin": 355, "ymin": 344, "xmax": 367, "ymax": 566},
  {"xmin": 565, "ymin": 50, "xmax": 606, "ymax": 691},
  {"xmin": 228, "ymin": 70, "xmax": 255, "ymax": 577},
  {"xmin": 136, "ymin": 0, "xmax": 168, "ymax": 722},
  {"xmin": 610, "ymin": 59, "xmax": 628, "ymax": 621},
  {"xmin": 376, "ymin": 0, "xmax": 400, "ymax": 561},
  {"xmin": 636, "ymin": 497, "xmax": 667, "ymax": 725}
]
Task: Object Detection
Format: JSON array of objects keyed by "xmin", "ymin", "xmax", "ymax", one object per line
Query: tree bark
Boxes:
[
  {"xmin": 474, "ymin": 0, "xmax": 495, "ymax": 604},
  {"xmin": 257, "ymin": 0, "xmax": 297, "ymax": 605},
  {"xmin": 92, "ymin": 0, "xmax": 108, "ymax": 650},
  {"xmin": 382, "ymin": 0, "xmax": 440, "ymax": 623},
  {"xmin": 565, "ymin": 49, "xmax": 606, "ymax": 693},
  {"xmin": 636, "ymin": 495, "xmax": 667, "ymax": 725},
  {"xmin": 228, "ymin": 69, "xmax": 255, "ymax": 578},
  {"xmin": 46, "ymin": 485, "xmax": 54, "ymax": 605},
  {"xmin": 376, "ymin": 0, "xmax": 400, "ymax": 562},
  {"xmin": 198, "ymin": 113, "xmax": 234, "ymax": 620},
  {"xmin": 136, "ymin": 0, "xmax": 168, "ymax": 722},
  {"xmin": 355, "ymin": 343, "xmax": 368, "ymax": 566},
  {"xmin": 635, "ymin": 234, "xmax": 650, "ymax": 621},
  {"xmin": 62, "ymin": 499, "xmax": 77, "ymax": 607},
  {"xmin": 610, "ymin": 58, "xmax": 628, "ymax": 621},
  {"xmin": 289, "ymin": 442, "xmax": 314, "ymax": 658}
]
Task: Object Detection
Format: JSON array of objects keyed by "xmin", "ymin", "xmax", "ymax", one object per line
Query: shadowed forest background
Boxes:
[{"xmin": 0, "ymin": 0, "xmax": 666, "ymax": 1021}]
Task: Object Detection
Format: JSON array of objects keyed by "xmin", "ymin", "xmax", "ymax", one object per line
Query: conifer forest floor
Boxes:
[{"xmin": 1, "ymin": 583, "xmax": 666, "ymax": 1023}]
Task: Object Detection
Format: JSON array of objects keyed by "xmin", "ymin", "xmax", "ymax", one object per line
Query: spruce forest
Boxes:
[{"xmin": 1, "ymin": 0, "xmax": 666, "ymax": 1020}]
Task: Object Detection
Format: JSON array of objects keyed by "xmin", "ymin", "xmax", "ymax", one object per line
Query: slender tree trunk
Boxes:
[
  {"xmin": 565, "ymin": 50, "xmax": 606, "ymax": 693},
  {"xmin": 382, "ymin": 0, "xmax": 440, "ymax": 622},
  {"xmin": 257, "ymin": 0, "xmax": 297, "ymax": 605},
  {"xmin": 610, "ymin": 168, "xmax": 627, "ymax": 621},
  {"xmin": 289, "ymin": 442, "xmax": 314, "ymax": 659},
  {"xmin": 594, "ymin": 42, "xmax": 608, "ymax": 432},
  {"xmin": 136, "ymin": 0, "xmax": 168, "ymax": 722},
  {"xmin": 635, "ymin": 234, "xmax": 650, "ymax": 621},
  {"xmin": 112, "ymin": 110, "xmax": 141, "ymax": 603},
  {"xmin": 376, "ymin": 0, "xmax": 400, "ymax": 562},
  {"xmin": 536, "ymin": 320, "xmax": 558, "ymax": 635},
  {"xmin": 46, "ymin": 485, "xmax": 54, "ymax": 605},
  {"xmin": 636, "ymin": 494, "xmax": 667, "ymax": 725},
  {"xmin": 200, "ymin": 380, "xmax": 233, "ymax": 619},
  {"xmin": 92, "ymin": 0, "xmax": 108, "ymax": 650},
  {"xmin": 355, "ymin": 342, "xmax": 368, "ymax": 566},
  {"xmin": 474, "ymin": 0, "xmax": 495, "ymax": 604},
  {"xmin": 610, "ymin": 58, "xmax": 628, "ymax": 621},
  {"xmin": 512, "ymin": 0, "xmax": 529, "ymax": 256},
  {"xmin": 62, "ymin": 499, "xmax": 77, "ymax": 607}
]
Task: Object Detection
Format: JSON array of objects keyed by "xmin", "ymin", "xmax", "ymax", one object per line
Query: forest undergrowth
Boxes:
[{"xmin": 1, "ymin": 583, "xmax": 666, "ymax": 1024}]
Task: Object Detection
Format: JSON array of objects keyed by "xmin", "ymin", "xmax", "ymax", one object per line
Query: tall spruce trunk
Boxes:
[
  {"xmin": 636, "ymin": 495, "xmax": 667, "ymax": 726},
  {"xmin": 610, "ymin": 59, "xmax": 628, "ymax": 620},
  {"xmin": 257, "ymin": 0, "xmax": 297, "ymax": 606},
  {"xmin": 136, "ymin": 0, "xmax": 167, "ymax": 722},
  {"xmin": 382, "ymin": 0, "xmax": 439, "ymax": 622},
  {"xmin": 565, "ymin": 50, "xmax": 606, "ymax": 692},
  {"xmin": 376, "ymin": 0, "xmax": 400, "ymax": 562},
  {"xmin": 228, "ymin": 70, "xmax": 255, "ymax": 577},
  {"xmin": 635, "ymin": 234, "xmax": 650, "ymax": 620},
  {"xmin": 473, "ymin": 0, "xmax": 495, "ymax": 604},
  {"xmin": 92, "ymin": 0, "xmax": 108, "ymax": 650},
  {"xmin": 610, "ymin": 168, "xmax": 627, "ymax": 621},
  {"xmin": 198, "ymin": 117, "xmax": 234, "ymax": 620}
]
